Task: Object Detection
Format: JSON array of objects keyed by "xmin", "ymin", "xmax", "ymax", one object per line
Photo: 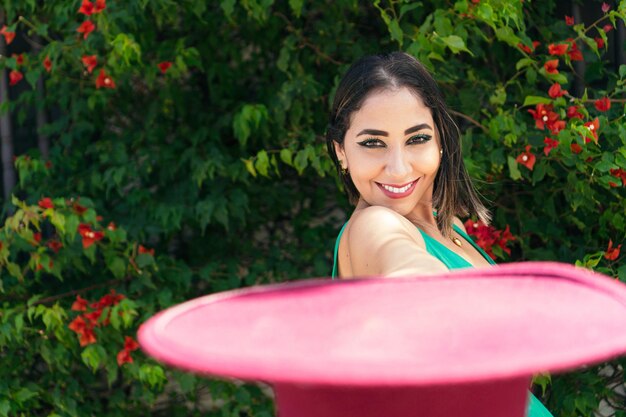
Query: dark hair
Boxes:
[{"xmin": 326, "ymin": 51, "xmax": 490, "ymax": 236}]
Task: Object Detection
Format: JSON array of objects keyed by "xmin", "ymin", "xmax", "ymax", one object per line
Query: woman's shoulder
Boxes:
[
  {"xmin": 339, "ymin": 206, "xmax": 440, "ymax": 277},
  {"xmin": 348, "ymin": 206, "xmax": 420, "ymax": 239}
]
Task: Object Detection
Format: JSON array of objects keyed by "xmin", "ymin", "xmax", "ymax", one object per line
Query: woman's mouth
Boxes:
[{"xmin": 376, "ymin": 179, "xmax": 419, "ymax": 199}]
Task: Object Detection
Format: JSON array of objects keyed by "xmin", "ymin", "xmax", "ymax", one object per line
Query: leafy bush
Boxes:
[{"xmin": 0, "ymin": 0, "xmax": 624, "ymax": 416}]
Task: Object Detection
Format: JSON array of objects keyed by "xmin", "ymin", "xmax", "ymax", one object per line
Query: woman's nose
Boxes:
[{"xmin": 385, "ymin": 148, "xmax": 411, "ymax": 178}]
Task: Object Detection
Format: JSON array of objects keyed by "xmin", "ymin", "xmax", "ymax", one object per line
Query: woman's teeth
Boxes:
[{"xmin": 381, "ymin": 182, "xmax": 412, "ymax": 193}]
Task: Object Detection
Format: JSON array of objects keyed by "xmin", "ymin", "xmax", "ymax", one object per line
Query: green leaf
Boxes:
[
  {"xmin": 495, "ymin": 26, "xmax": 521, "ymax": 47},
  {"xmin": 441, "ymin": 35, "xmax": 472, "ymax": 55},
  {"xmin": 108, "ymin": 257, "xmax": 126, "ymax": 279},
  {"xmin": 280, "ymin": 148, "xmax": 293, "ymax": 166},
  {"xmin": 81, "ymin": 345, "xmax": 107, "ymax": 373},
  {"xmin": 254, "ymin": 150, "xmax": 270, "ymax": 177},
  {"xmin": 139, "ymin": 364, "xmax": 166, "ymax": 389},
  {"xmin": 476, "ymin": 2, "xmax": 494, "ymax": 22},
  {"xmin": 620, "ymin": 64, "xmax": 626, "ymax": 79},
  {"xmin": 507, "ymin": 156, "xmax": 522, "ymax": 180},
  {"xmin": 288, "ymin": 0, "xmax": 303, "ymax": 17},
  {"xmin": 13, "ymin": 387, "xmax": 37, "ymax": 404},
  {"xmin": 242, "ymin": 159, "xmax": 257, "ymax": 177},
  {"xmin": 136, "ymin": 253, "xmax": 154, "ymax": 268},
  {"xmin": 220, "ymin": 0, "xmax": 236, "ymax": 19},
  {"xmin": 532, "ymin": 160, "xmax": 547, "ymax": 184},
  {"xmin": 0, "ymin": 398, "xmax": 10, "ymax": 417},
  {"xmin": 293, "ymin": 149, "xmax": 308, "ymax": 175},
  {"xmin": 618, "ymin": 264, "xmax": 626, "ymax": 282},
  {"xmin": 6, "ymin": 262, "xmax": 23, "ymax": 281},
  {"xmin": 25, "ymin": 69, "xmax": 42, "ymax": 89},
  {"xmin": 399, "ymin": 3, "xmax": 422, "ymax": 19},
  {"xmin": 388, "ymin": 19, "xmax": 403, "ymax": 46},
  {"xmin": 523, "ymin": 96, "xmax": 552, "ymax": 106},
  {"xmin": 515, "ymin": 58, "xmax": 534, "ymax": 71}
]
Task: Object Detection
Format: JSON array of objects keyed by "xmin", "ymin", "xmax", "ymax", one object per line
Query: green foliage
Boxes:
[{"xmin": 0, "ymin": 0, "xmax": 624, "ymax": 415}]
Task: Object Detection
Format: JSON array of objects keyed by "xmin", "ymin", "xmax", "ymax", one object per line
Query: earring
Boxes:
[
  {"xmin": 339, "ymin": 160, "xmax": 348, "ymax": 175},
  {"xmin": 440, "ymin": 149, "xmax": 443, "ymax": 156}
]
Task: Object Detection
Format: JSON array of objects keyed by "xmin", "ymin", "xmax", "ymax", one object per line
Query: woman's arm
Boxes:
[{"xmin": 344, "ymin": 206, "xmax": 448, "ymax": 278}]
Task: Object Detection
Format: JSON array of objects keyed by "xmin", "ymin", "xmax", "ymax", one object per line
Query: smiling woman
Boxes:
[
  {"xmin": 326, "ymin": 52, "xmax": 554, "ymax": 417},
  {"xmin": 327, "ymin": 52, "xmax": 492, "ymax": 278}
]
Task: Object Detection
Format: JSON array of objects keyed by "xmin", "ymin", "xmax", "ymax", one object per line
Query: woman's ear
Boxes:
[{"xmin": 334, "ymin": 141, "xmax": 347, "ymax": 169}]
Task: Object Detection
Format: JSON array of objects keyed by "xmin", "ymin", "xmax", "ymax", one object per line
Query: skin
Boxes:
[{"xmin": 334, "ymin": 87, "xmax": 492, "ymax": 278}]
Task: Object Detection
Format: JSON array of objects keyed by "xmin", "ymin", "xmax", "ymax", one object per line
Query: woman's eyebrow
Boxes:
[
  {"xmin": 404, "ymin": 123, "xmax": 433, "ymax": 134},
  {"xmin": 356, "ymin": 123, "xmax": 433, "ymax": 137}
]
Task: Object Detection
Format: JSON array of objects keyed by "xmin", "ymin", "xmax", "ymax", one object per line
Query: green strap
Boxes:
[{"xmin": 332, "ymin": 222, "xmax": 348, "ymax": 279}]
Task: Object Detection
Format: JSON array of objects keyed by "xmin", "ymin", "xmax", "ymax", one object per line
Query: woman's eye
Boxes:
[
  {"xmin": 357, "ymin": 138, "xmax": 385, "ymax": 148},
  {"xmin": 407, "ymin": 134, "xmax": 432, "ymax": 144}
]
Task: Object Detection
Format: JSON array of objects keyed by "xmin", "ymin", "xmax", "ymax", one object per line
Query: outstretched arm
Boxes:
[{"xmin": 344, "ymin": 206, "xmax": 448, "ymax": 278}]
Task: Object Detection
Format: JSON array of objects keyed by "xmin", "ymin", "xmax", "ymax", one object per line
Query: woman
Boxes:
[{"xmin": 327, "ymin": 52, "xmax": 553, "ymax": 417}]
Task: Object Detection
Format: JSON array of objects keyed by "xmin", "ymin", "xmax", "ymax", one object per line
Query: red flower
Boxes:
[
  {"xmin": 38, "ymin": 197, "xmax": 54, "ymax": 209},
  {"xmin": 0, "ymin": 26, "xmax": 15, "ymax": 45},
  {"xmin": 543, "ymin": 137, "xmax": 559, "ymax": 156},
  {"xmin": 43, "ymin": 56, "xmax": 52, "ymax": 73},
  {"xmin": 518, "ymin": 41, "xmax": 540, "ymax": 54},
  {"xmin": 78, "ymin": 0, "xmax": 94, "ymax": 15},
  {"xmin": 139, "ymin": 245, "xmax": 155, "ymax": 256},
  {"xmin": 528, "ymin": 103, "xmax": 559, "ymax": 130},
  {"xmin": 548, "ymin": 119, "xmax": 566, "ymax": 135},
  {"xmin": 566, "ymin": 39, "xmax": 583, "ymax": 61},
  {"xmin": 77, "ymin": 20, "xmax": 95, "ymax": 39},
  {"xmin": 567, "ymin": 105, "xmax": 584, "ymax": 119},
  {"xmin": 565, "ymin": 15, "xmax": 574, "ymax": 25},
  {"xmin": 117, "ymin": 348, "xmax": 133, "ymax": 366},
  {"xmin": 84, "ymin": 309, "xmax": 102, "ymax": 326},
  {"xmin": 594, "ymin": 97, "xmax": 611, "ymax": 112},
  {"xmin": 71, "ymin": 295, "xmax": 89, "ymax": 311},
  {"xmin": 92, "ymin": 289, "xmax": 125, "ymax": 309},
  {"xmin": 78, "ymin": 224, "xmax": 104, "ymax": 249},
  {"xmin": 33, "ymin": 232, "xmax": 42, "ymax": 244},
  {"xmin": 47, "ymin": 240, "xmax": 63, "ymax": 253},
  {"xmin": 72, "ymin": 201, "xmax": 88, "ymax": 215},
  {"xmin": 464, "ymin": 220, "xmax": 515, "ymax": 260},
  {"xmin": 95, "ymin": 69, "xmax": 116, "ymax": 89},
  {"xmin": 609, "ymin": 168, "xmax": 626, "ymax": 186},
  {"xmin": 124, "ymin": 336, "xmax": 140, "ymax": 351},
  {"xmin": 570, "ymin": 143, "xmax": 583, "ymax": 154},
  {"xmin": 583, "ymin": 118, "xmax": 600, "ymax": 143},
  {"xmin": 603, "ymin": 24, "xmax": 613, "ymax": 33},
  {"xmin": 548, "ymin": 43, "xmax": 568, "ymax": 56},
  {"xmin": 12, "ymin": 53, "xmax": 24, "ymax": 65},
  {"xmin": 82, "ymin": 55, "xmax": 98, "ymax": 74},
  {"xmin": 117, "ymin": 336, "xmax": 140, "ymax": 366},
  {"xmin": 548, "ymin": 83, "xmax": 567, "ymax": 98},
  {"xmin": 595, "ymin": 37, "xmax": 605, "ymax": 49},
  {"xmin": 157, "ymin": 61, "xmax": 173, "ymax": 74},
  {"xmin": 107, "ymin": 222, "xmax": 117, "ymax": 231},
  {"xmin": 604, "ymin": 239, "xmax": 621, "ymax": 261},
  {"xmin": 544, "ymin": 59, "xmax": 559, "ymax": 74},
  {"xmin": 516, "ymin": 145, "xmax": 536, "ymax": 170},
  {"xmin": 9, "ymin": 70, "xmax": 23, "ymax": 86},
  {"xmin": 602, "ymin": 2, "xmax": 610, "ymax": 13},
  {"xmin": 94, "ymin": 0, "xmax": 106, "ymax": 13},
  {"xmin": 68, "ymin": 316, "xmax": 97, "ymax": 346}
]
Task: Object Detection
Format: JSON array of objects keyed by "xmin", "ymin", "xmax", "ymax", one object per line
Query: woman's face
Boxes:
[{"xmin": 335, "ymin": 87, "xmax": 441, "ymax": 217}]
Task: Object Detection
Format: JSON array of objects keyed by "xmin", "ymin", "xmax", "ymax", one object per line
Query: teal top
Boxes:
[{"xmin": 331, "ymin": 222, "xmax": 554, "ymax": 417}]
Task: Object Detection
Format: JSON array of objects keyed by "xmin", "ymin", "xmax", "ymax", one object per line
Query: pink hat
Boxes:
[{"xmin": 139, "ymin": 262, "xmax": 626, "ymax": 417}]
